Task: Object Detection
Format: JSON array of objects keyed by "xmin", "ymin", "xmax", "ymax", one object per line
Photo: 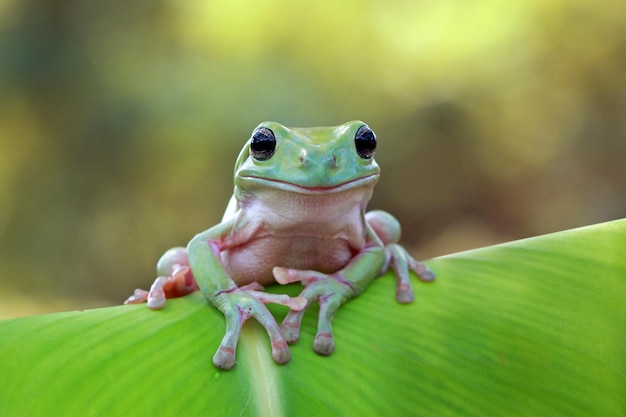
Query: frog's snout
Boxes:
[{"xmin": 297, "ymin": 151, "xmax": 339, "ymax": 171}]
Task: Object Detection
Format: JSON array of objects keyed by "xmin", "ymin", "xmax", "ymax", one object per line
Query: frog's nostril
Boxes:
[
  {"xmin": 329, "ymin": 155, "xmax": 338, "ymax": 169},
  {"xmin": 298, "ymin": 151, "xmax": 308, "ymax": 166}
]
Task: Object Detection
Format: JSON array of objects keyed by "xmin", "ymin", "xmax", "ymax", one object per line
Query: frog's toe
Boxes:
[
  {"xmin": 271, "ymin": 339, "xmax": 291, "ymax": 364},
  {"xmin": 251, "ymin": 304, "xmax": 292, "ymax": 365},
  {"xmin": 146, "ymin": 291, "xmax": 166, "ymax": 310},
  {"xmin": 145, "ymin": 276, "xmax": 169, "ymax": 309},
  {"xmin": 213, "ymin": 346, "xmax": 236, "ymax": 370},
  {"xmin": 311, "ymin": 293, "xmax": 344, "ymax": 356},
  {"xmin": 280, "ymin": 320, "xmax": 302, "ymax": 344},
  {"xmin": 416, "ymin": 268, "xmax": 436, "ymax": 282},
  {"xmin": 396, "ymin": 283, "xmax": 415, "ymax": 304},
  {"xmin": 313, "ymin": 332, "xmax": 334, "ymax": 356},
  {"xmin": 124, "ymin": 289, "xmax": 148, "ymax": 305},
  {"xmin": 409, "ymin": 259, "xmax": 436, "ymax": 282}
]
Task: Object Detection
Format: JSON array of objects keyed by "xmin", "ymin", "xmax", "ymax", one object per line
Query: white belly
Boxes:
[
  {"xmin": 220, "ymin": 186, "xmax": 371, "ymax": 285},
  {"xmin": 222, "ymin": 235, "xmax": 355, "ymax": 286}
]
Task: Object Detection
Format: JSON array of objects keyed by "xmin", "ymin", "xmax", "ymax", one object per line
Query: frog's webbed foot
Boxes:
[
  {"xmin": 274, "ymin": 267, "xmax": 355, "ymax": 356},
  {"xmin": 124, "ymin": 264, "xmax": 198, "ymax": 310},
  {"xmin": 211, "ymin": 285, "xmax": 307, "ymax": 370},
  {"xmin": 366, "ymin": 210, "xmax": 435, "ymax": 303},
  {"xmin": 384, "ymin": 243, "xmax": 435, "ymax": 304}
]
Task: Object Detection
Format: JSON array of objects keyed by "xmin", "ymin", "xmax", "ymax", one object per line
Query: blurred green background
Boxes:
[{"xmin": 1, "ymin": 0, "xmax": 624, "ymax": 318}]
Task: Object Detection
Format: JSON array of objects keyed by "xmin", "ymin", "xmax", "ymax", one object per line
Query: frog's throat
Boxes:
[{"xmin": 238, "ymin": 174, "xmax": 379, "ymax": 195}]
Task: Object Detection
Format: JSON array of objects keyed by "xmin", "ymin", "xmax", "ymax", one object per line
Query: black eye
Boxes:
[
  {"xmin": 250, "ymin": 127, "xmax": 276, "ymax": 161},
  {"xmin": 354, "ymin": 125, "xmax": 376, "ymax": 159}
]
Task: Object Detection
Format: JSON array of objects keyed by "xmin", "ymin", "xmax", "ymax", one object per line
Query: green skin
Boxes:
[{"xmin": 125, "ymin": 121, "xmax": 435, "ymax": 370}]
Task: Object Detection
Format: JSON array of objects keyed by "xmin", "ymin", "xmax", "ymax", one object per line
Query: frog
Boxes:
[{"xmin": 125, "ymin": 121, "xmax": 435, "ymax": 370}]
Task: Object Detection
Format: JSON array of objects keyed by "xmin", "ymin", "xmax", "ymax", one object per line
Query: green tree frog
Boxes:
[{"xmin": 125, "ymin": 121, "xmax": 435, "ymax": 370}]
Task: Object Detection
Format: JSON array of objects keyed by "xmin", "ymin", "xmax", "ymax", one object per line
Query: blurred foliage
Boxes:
[{"xmin": 0, "ymin": 0, "xmax": 625, "ymax": 316}]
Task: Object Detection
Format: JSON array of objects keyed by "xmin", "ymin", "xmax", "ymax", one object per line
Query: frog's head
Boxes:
[{"xmin": 233, "ymin": 121, "xmax": 381, "ymax": 196}]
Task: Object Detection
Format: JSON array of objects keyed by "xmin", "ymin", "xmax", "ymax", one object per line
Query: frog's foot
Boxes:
[
  {"xmin": 239, "ymin": 282, "xmax": 308, "ymax": 310},
  {"xmin": 211, "ymin": 287, "xmax": 306, "ymax": 370},
  {"xmin": 274, "ymin": 267, "xmax": 355, "ymax": 356},
  {"xmin": 366, "ymin": 210, "xmax": 436, "ymax": 303},
  {"xmin": 385, "ymin": 243, "xmax": 435, "ymax": 304},
  {"xmin": 123, "ymin": 264, "xmax": 198, "ymax": 310}
]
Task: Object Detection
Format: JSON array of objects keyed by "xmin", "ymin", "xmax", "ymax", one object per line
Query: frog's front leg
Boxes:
[
  {"xmin": 275, "ymin": 243, "xmax": 386, "ymax": 356},
  {"xmin": 187, "ymin": 221, "xmax": 305, "ymax": 370},
  {"xmin": 366, "ymin": 210, "xmax": 435, "ymax": 303}
]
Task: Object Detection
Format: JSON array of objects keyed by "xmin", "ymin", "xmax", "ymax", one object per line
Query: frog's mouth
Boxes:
[{"xmin": 240, "ymin": 174, "xmax": 379, "ymax": 195}]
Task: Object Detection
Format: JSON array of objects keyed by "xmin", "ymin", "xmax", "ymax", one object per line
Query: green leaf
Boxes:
[{"xmin": 1, "ymin": 220, "xmax": 624, "ymax": 417}]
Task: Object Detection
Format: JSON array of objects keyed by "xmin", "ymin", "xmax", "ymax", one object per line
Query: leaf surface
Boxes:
[{"xmin": 1, "ymin": 220, "xmax": 624, "ymax": 416}]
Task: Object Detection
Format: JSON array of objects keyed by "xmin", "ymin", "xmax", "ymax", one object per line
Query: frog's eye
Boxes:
[
  {"xmin": 250, "ymin": 127, "xmax": 276, "ymax": 161},
  {"xmin": 354, "ymin": 125, "xmax": 376, "ymax": 159}
]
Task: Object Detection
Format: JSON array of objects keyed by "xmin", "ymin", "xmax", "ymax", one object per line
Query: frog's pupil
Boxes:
[
  {"xmin": 251, "ymin": 128, "xmax": 276, "ymax": 161},
  {"xmin": 355, "ymin": 125, "xmax": 376, "ymax": 159}
]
